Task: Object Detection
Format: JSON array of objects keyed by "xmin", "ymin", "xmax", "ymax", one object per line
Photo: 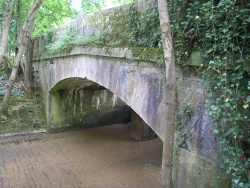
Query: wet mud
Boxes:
[{"xmin": 0, "ymin": 123, "xmax": 163, "ymax": 187}]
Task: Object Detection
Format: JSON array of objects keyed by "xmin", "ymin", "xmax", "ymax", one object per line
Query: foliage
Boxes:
[
  {"xmin": 7, "ymin": 0, "xmax": 32, "ymax": 56},
  {"xmin": 34, "ymin": 0, "xmax": 74, "ymax": 36},
  {"xmin": 79, "ymin": 0, "xmax": 161, "ymax": 48},
  {"xmin": 2, "ymin": 0, "xmax": 75, "ymax": 58},
  {"xmin": 45, "ymin": 0, "xmax": 162, "ymax": 58},
  {"xmin": 80, "ymin": 0, "xmax": 138, "ymax": 15},
  {"xmin": 110, "ymin": 0, "xmax": 138, "ymax": 7},
  {"xmin": 0, "ymin": 0, "xmax": 6, "ymax": 25},
  {"xmin": 0, "ymin": 65, "xmax": 6, "ymax": 77},
  {"xmin": 81, "ymin": 0, "xmax": 105, "ymax": 14},
  {"xmin": 168, "ymin": 0, "xmax": 250, "ymax": 187},
  {"xmin": 0, "ymin": 95, "xmax": 46, "ymax": 133},
  {"xmin": 176, "ymin": 105, "xmax": 193, "ymax": 149},
  {"xmin": 47, "ymin": 26, "xmax": 76, "ymax": 54},
  {"xmin": 126, "ymin": 3, "xmax": 163, "ymax": 63},
  {"xmin": 127, "ymin": 3, "xmax": 161, "ymax": 47}
]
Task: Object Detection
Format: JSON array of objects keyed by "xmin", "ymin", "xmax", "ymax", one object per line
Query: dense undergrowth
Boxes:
[{"xmin": 0, "ymin": 79, "xmax": 47, "ymax": 135}]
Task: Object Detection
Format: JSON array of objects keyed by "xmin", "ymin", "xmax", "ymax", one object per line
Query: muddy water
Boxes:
[{"xmin": 0, "ymin": 123, "xmax": 163, "ymax": 188}]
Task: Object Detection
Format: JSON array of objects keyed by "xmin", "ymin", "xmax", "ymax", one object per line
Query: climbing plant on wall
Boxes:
[
  {"xmin": 167, "ymin": 0, "xmax": 250, "ymax": 187},
  {"xmin": 127, "ymin": 3, "xmax": 161, "ymax": 47}
]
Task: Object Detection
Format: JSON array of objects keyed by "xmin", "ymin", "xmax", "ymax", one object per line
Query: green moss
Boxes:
[
  {"xmin": 0, "ymin": 95, "xmax": 47, "ymax": 134},
  {"xmin": 41, "ymin": 0, "xmax": 161, "ymax": 58},
  {"xmin": 174, "ymin": 148, "xmax": 231, "ymax": 188},
  {"xmin": 131, "ymin": 47, "xmax": 164, "ymax": 64}
]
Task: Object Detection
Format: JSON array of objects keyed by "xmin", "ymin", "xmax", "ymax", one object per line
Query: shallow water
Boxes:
[{"xmin": 0, "ymin": 123, "xmax": 163, "ymax": 187}]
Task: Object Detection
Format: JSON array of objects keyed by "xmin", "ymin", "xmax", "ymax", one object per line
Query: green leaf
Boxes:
[
  {"xmin": 243, "ymin": 104, "xmax": 249, "ymax": 109},
  {"xmin": 247, "ymin": 17, "xmax": 250, "ymax": 23},
  {"xmin": 247, "ymin": 96, "xmax": 250, "ymax": 103},
  {"xmin": 213, "ymin": 129, "xmax": 219, "ymax": 134}
]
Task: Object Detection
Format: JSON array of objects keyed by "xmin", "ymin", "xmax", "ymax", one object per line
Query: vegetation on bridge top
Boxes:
[{"xmin": 34, "ymin": 0, "xmax": 164, "ymax": 64}]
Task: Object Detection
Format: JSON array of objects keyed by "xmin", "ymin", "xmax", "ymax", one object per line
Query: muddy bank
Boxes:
[{"xmin": 0, "ymin": 123, "xmax": 163, "ymax": 187}]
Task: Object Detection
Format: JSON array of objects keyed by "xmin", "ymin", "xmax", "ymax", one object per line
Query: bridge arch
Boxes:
[
  {"xmin": 49, "ymin": 75, "xmax": 158, "ymax": 140},
  {"xmin": 49, "ymin": 77, "xmax": 130, "ymax": 127},
  {"xmin": 42, "ymin": 54, "xmax": 165, "ymax": 140}
]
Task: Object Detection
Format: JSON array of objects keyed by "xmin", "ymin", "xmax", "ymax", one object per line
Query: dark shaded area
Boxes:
[
  {"xmin": 130, "ymin": 110, "xmax": 157, "ymax": 141},
  {"xmin": 49, "ymin": 77, "xmax": 132, "ymax": 131}
]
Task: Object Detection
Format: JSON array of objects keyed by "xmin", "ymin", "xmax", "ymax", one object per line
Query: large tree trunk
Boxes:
[
  {"xmin": 0, "ymin": 0, "xmax": 15, "ymax": 76},
  {"xmin": 22, "ymin": 18, "xmax": 35, "ymax": 94},
  {"xmin": 1, "ymin": 0, "xmax": 44, "ymax": 115},
  {"xmin": 157, "ymin": 0, "xmax": 176, "ymax": 187}
]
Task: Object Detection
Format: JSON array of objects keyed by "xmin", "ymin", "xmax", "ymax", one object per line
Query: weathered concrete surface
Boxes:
[
  {"xmin": 130, "ymin": 110, "xmax": 157, "ymax": 141},
  {"xmin": 175, "ymin": 76, "xmax": 220, "ymax": 161},
  {"xmin": 50, "ymin": 79, "xmax": 131, "ymax": 129},
  {"xmin": 33, "ymin": 47, "xmax": 166, "ymax": 140},
  {"xmin": 173, "ymin": 148, "xmax": 230, "ymax": 188},
  {"xmin": 0, "ymin": 124, "xmax": 162, "ymax": 187},
  {"xmin": 173, "ymin": 73, "xmax": 230, "ymax": 187}
]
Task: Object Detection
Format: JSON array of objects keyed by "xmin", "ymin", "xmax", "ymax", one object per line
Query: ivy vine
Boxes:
[
  {"xmin": 176, "ymin": 105, "xmax": 193, "ymax": 149},
  {"xmin": 168, "ymin": 0, "xmax": 250, "ymax": 187},
  {"xmin": 127, "ymin": 3, "xmax": 161, "ymax": 47}
]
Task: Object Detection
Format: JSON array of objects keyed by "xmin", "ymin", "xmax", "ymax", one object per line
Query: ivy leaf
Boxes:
[
  {"xmin": 247, "ymin": 96, "xmax": 250, "ymax": 103},
  {"xmin": 243, "ymin": 104, "xmax": 249, "ymax": 109},
  {"xmin": 213, "ymin": 129, "xmax": 219, "ymax": 134},
  {"xmin": 247, "ymin": 17, "xmax": 250, "ymax": 23},
  {"xmin": 240, "ymin": 9, "xmax": 249, "ymax": 13}
]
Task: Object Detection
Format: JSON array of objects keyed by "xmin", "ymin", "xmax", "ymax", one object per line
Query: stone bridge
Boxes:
[
  {"xmin": 31, "ymin": 0, "xmax": 229, "ymax": 187},
  {"xmin": 32, "ymin": 0, "xmax": 170, "ymax": 140},
  {"xmin": 34, "ymin": 47, "xmax": 166, "ymax": 140}
]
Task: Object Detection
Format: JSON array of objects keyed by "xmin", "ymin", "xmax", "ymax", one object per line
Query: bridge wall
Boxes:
[{"xmin": 33, "ymin": 47, "xmax": 166, "ymax": 139}]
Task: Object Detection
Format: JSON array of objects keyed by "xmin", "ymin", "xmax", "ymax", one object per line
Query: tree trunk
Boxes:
[
  {"xmin": 157, "ymin": 0, "xmax": 176, "ymax": 187},
  {"xmin": 15, "ymin": 0, "xmax": 21, "ymax": 57},
  {"xmin": 23, "ymin": 37, "xmax": 34, "ymax": 94},
  {"xmin": 2, "ymin": 55, "xmax": 11, "ymax": 77},
  {"xmin": 24, "ymin": 17, "xmax": 35, "ymax": 94},
  {"xmin": 1, "ymin": 0, "xmax": 44, "ymax": 115},
  {"xmin": 0, "ymin": 0, "xmax": 15, "ymax": 76}
]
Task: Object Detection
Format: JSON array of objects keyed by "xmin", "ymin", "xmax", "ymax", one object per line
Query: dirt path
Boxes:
[{"xmin": 0, "ymin": 123, "xmax": 163, "ymax": 188}]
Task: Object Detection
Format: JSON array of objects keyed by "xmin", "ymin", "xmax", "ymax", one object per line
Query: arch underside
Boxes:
[
  {"xmin": 46, "ymin": 55, "xmax": 165, "ymax": 140},
  {"xmin": 49, "ymin": 74, "xmax": 163, "ymax": 141}
]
